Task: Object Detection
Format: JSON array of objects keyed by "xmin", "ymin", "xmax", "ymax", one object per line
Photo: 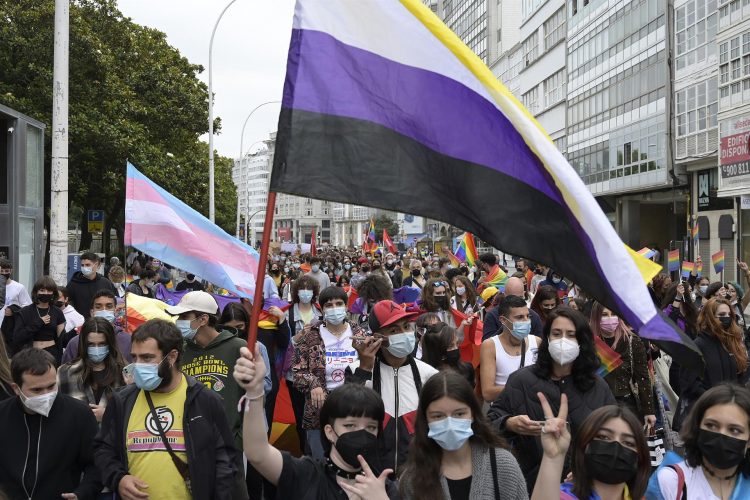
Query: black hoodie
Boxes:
[{"xmin": 65, "ymin": 271, "xmax": 117, "ymax": 318}]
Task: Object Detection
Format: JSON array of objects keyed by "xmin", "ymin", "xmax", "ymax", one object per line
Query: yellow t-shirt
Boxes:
[{"xmin": 126, "ymin": 374, "xmax": 191, "ymax": 499}]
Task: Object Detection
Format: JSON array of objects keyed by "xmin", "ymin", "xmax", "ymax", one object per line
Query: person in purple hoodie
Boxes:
[{"xmin": 62, "ymin": 290, "xmax": 132, "ymax": 364}]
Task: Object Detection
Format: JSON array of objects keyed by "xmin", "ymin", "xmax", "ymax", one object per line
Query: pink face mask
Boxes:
[{"xmin": 600, "ymin": 316, "xmax": 619, "ymax": 332}]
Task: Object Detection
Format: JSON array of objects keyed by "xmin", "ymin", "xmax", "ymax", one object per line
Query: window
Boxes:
[
  {"xmin": 544, "ymin": 8, "xmax": 566, "ymax": 51},
  {"xmin": 544, "ymin": 69, "xmax": 566, "ymax": 108},
  {"xmin": 676, "ymin": 77, "xmax": 718, "ymax": 137},
  {"xmin": 522, "ymin": 86, "xmax": 539, "ymax": 114},
  {"xmin": 522, "ymin": 32, "xmax": 539, "ymax": 66},
  {"xmin": 676, "ymin": 0, "xmax": 717, "ymax": 70},
  {"xmin": 719, "ymin": 31, "xmax": 750, "ymax": 96}
]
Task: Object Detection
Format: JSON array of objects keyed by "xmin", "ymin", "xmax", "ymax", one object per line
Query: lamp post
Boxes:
[
  {"xmin": 247, "ymin": 208, "xmax": 266, "ymax": 248},
  {"xmin": 208, "ymin": 0, "xmax": 238, "ymax": 223}
]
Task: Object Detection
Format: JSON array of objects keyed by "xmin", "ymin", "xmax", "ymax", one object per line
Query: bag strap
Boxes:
[
  {"xmin": 144, "ymin": 391, "xmax": 191, "ymax": 481},
  {"xmin": 489, "ymin": 447, "xmax": 500, "ymax": 500},
  {"xmin": 519, "ymin": 339, "xmax": 526, "ymax": 370},
  {"xmin": 667, "ymin": 464, "xmax": 687, "ymax": 500}
]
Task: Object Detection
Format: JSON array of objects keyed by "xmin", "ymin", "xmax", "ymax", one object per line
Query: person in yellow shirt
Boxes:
[{"xmin": 94, "ymin": 319, "xmax": 237, "ymax": 499}]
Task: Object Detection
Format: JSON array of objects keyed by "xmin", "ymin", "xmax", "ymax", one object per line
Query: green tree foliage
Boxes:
[
  {"xmin": 373, "ymin": 214, "xmax": 399, "ymax": 241},
  {"xmin": 0, "ymin": 0, "xmax": 237, "ymax": 258}
]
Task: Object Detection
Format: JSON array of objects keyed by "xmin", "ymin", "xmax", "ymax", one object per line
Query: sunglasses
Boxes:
[{"xmin": 432, "ymin": 281, "xmax": 448, "ymax": 287}]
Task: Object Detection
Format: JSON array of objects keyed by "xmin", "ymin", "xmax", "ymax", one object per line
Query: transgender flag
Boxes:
[
  {"xmin": 269, "ymin": 0, "xmax": 701, "ymax": 370},
  {"xmin": 125, "ymin": 163, "xmax": 260, "ymax": 298}
]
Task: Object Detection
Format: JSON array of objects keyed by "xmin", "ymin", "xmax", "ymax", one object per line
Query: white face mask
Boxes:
[
  {"xmin": 19, "ymin": 389, "xmax": 58, "ymax": 417},
  {"xmin": 548, "ymin": 338, "xmax": 580, "ymax": 366}
]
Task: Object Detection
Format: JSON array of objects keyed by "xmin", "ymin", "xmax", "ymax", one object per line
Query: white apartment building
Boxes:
[{"xmin": 232, "ymin": 147, "xmax": 270, "ymax": 245}]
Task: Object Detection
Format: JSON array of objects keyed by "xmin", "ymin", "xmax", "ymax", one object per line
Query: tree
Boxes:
[
  {"xmin": 0, "ymin": 0, "xmax": 237, "ymax": 263},
  {"xmin": 373, "ymin": 214, "xmax": 399, "ymax": 241}
]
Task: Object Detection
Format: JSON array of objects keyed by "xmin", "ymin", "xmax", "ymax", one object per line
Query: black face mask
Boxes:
[
  {"xmin": 698, "ymin": 429, "xmax": 749, "ymax": 470},
  {"xmin": 55, "ymin": 301, "xmax": 65, "ymax": 308},
  {"xmin": 435, "ymin": 296, "xmax": 449, "ymax": 310},
  {"xmin": 444, "ymin": 349, "xmax": 460, "ymax": 365},
  {"xmin": 333, "ymin": 429, "xmax": 381, "ymax": 471},
  {"xmin": 0, "ymin": 272, "xmax": 10, "ymax": 280},
  {"xmin": 36, "ymin": 293, "xmax": 54, "ymax": 304},
  {"xmin": 719, "ymin": 316, "xmax": 733, "ymax": 329},
  {"xmin": 584, "ymin": 440, "xmax": 638, "ymax": 485},
  {"xmin": 411, "ymin": 269, "xmax": 422, "ymax": 277}
]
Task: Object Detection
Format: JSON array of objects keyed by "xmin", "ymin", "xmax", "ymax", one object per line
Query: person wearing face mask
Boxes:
[
  {"xmin": 480, "ymin": 296, "xmax": 541, "ymax": 403},
  {"xmin": 234, "ymin": 352, "xmax": 399, "ymax": 499},
  {"xmin": 95, "ymin": 319, "xmax": 238, "ymax": 499},
  {"xmin": 347, "ymin": 300, "xmax": 439, "ymax": 473},
  {"xmin": 61, "ymin": 290, "xmax": 133, "ymax": 365},
  {"xmin": 353, "ymin": 273, "xmax": 394, "ymax": 332},
  {"xmin": 292, "ymin": 287, "xmax": 365, "ymax": 458},
  {"xmin": 126, "ymin": 268, "xmax": 158, "ymax": 298},
  {"xmin": 383, "ymin": 253, "xmax": 403, "ymax": 288},
  {"xmin": 450, "ymin": 275, "xmax": 478, "ymax": 315},
  {"xmin": 589, "ymin": 302, "xmax": 656, "ymax": 429},
  {"xmin": 175, "ymin": 272, "xmax": 205, "ymax": 292},
  {"xmin": 306, "ymin": 256, "xmax": 331, "ymax": 292},
  {"xmin": 400, "ymin": 371, "xmax": 528, "ymax": 499},
  {"xmin": 488, "ymin": 307, "xmax": 615, "ymax": 492},
  {"xmin": 56, "ymin": 286, "xmax": 85, "ymax": 345},
  {"xmin": 532, "ymin": 398, "xmax": 651, "ymax": 500},
  {"xmin": 724, "ymin": 279, "xmax": 749, "ymax": 329},
  {"xmin": 540, "ymin": 269, "xmax": 569, "ymax": 299},
  {"xmin": 529, "ymin": 285, "xmax": 561, "ymax": 328},
  {"xmin": 0, "ymin": 348, "xmax": 101, "ymax": 498},
  {"xmin": 12, "ymin": 276, "xmax": 66, "ymax": 364},
  {"xmin": 403, "ymin": 259, "xmax": 426, "ymax": 290},
  {"xmin": 66, "ymin": 251, "xmax": 118, "ymax": 318},
  {"xmin": 661, "ymin": 281, "xmax": 699, "ymax": 396},
  {"xmin": 693, "ymin": 275, "xmax": 711, "ymax": 308},
  {"xmin": 423, "ymin": 279, "xmax": 462, "ymax": 331},
  {"xmin": 57, "ymin": 317, "xmax": 126, "ymax": 423},
  {"xmin": 675, "ymin": 298, "xmax": 750, "ymax": 431},
  {"xmin": 1, "ymin": 258, "xmax": 33, "ymax": 351},
  {"xmin": 420, "ymin": 323, "xmax": 476, "ymax": 387},
  {"xmin": 650, "ymin": 383, "xmax": 750, "ymax": 499}
]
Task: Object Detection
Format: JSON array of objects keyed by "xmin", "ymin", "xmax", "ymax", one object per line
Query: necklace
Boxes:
[
  {"xmin": 35, "ymin": 306, "xmax": 49, "ymax": 319},
  {"xmin": 326, "ymin": 458, "xmax": 361, "ymax": 480},
  {"xmin": 703, "ymin": 463, "xmax": 738, "ymax": 481}
]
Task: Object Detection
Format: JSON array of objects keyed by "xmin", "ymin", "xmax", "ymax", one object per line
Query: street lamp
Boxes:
[
  {"xmin": 239, "ymin": 100, "xmax": 281, "ymax": 167},
  {"xmin": 208, "ymin": 0, "xmax": 238, "ymax": 223},
  {"xmin": 247, "ymin": 208, "xmax": 266, "ymax": 247}
]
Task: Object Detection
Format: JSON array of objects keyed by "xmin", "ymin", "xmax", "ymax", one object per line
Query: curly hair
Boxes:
[
  {"xmin": 532, "ymin": 307, "xmax": 601, "ymax": 392},
  {"xmin": 355, "ymin": 274, "xmax": 393, "ymax": 302},
  {"xmin": 291, "ymin": 275, "xmax": 320, "ymax": 304}
]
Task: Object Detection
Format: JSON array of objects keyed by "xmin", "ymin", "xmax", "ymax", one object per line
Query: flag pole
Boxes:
[{"xmin": 247, "ymin": 191, "xmax": 277, "ymax": 351}]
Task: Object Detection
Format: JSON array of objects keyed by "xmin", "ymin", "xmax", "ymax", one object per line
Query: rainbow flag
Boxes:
[
  {"xmin": 268, "ymin": 0, "xmax": 702, "ymax": 371},
  {"xmin": 484, "ymin": 266, "xmax": 508, "ymax": 291},
  {"xmin": 696, "ymin": 261, "xmax": 703, "ymax": 277},
  {"xmin": 454, "ymin": 232, "xmax": 478, "ymax": 266},
  {"xmin": 594, "ymin": 335, "xmax": 623, "ymax": 377},
  {"xmin": 681, "ymin": 261, "xmax": 694, "ymax": 278},
  {"xmin": 368, "ymin": 218, "xmax": 377, "ymax": 243},
  {"xmin": 637, "ymin": 247, "xmax": 656, "ymax": 259},
  {"xmin": 443, "ymin": 247, "xmax": 461, "ymax": 267},
  {"xmin": 691, "ymin": 221, "xmax": 699, "ymax": 239},
  {"xmin": 712, "ymin": 250, "xmax": 725, "ymax": 273},
  {"xmin": 667, "ymin": 249, "xmax": 680, "ymax": 272}
]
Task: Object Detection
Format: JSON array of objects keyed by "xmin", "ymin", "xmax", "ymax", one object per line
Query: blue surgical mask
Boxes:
[
  {"xmin": 81, "ymin": 266, "xmax": 94, "ymax": 276},
  {"xmin": 87, "ymin": 345, "xmax": 109, "ymax": 363},
  {"xmin": 386, "ymin": 331, "xmax": 416, "ymax": 358},
  {"xmin": 324, "ymin": 306, "xmax": 347, "ymax": 325},
  {"xmin": 298, "ymin": 290, "xmax": 314, "ymax": 304},
  {"xmin": 175, "ymin": 319, "xmax": 198, "ymax": 340},
  {"xmin": 94, "ymin": 310, "xmax": 116, "ymax": 323},
  {"xmin": 509, "ymin": 320, "xmax": 531, "ymax": 341},
  {"xmin": 552, "ymin": 277, "xmax": 562, "ymax": 284},
  {"xmin": 428, "ymin": 417, "xmax": 474, "ymax": 450},
  {"xmin": 311, "ymin": 264, "xmax": 320, "ymax": 273},
  {"xmin": 699, "ymin": 285, "xmax": 708, "ymax": 295},
  {"xmin": 344, "ymin": 264, "xmax": 352, "ymax": 270},
  {"xmin": 131, "ymin": 358, "xmax": 165, "ymax": 391}
]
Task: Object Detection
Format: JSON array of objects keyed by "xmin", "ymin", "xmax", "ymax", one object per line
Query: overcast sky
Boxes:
[{"xmin": 118, "ymin": 0, "xmax": 296, "ymax": 159}]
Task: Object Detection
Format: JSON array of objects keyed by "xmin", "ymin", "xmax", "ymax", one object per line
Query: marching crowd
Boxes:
[{"xmin": 2, "ymin": 247, "xmax": 750, "ymax": 499}]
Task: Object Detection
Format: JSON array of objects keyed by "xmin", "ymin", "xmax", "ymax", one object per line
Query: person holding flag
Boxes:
[{"xmin": 476, "ymin": 253, "xmax": 508, "ymax": 293}]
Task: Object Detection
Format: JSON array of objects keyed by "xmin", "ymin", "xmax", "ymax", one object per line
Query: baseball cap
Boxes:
[
  {"xmin": 480, "ymin": 287, "xmax": 499, "ymax": 303},
  {"xmin": 166, "ymin": 291, "xmax": 219, "ymax": 315},
  {"xmin": 368, "ymin": 300, "xmax": 420, "ymax": 332}
]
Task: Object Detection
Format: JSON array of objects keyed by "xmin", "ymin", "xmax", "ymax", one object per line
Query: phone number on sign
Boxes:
[{"xmin": 721, "ymin": 161, "xmax": 750, "ymax": 178}]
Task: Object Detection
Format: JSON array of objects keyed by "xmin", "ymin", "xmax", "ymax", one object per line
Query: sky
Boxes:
[{"xmin": 118, "ymin": 0, "xmax": 296, "ymax": 160}]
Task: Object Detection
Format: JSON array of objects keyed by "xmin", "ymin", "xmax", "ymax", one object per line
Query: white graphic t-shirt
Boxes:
[{"xmin": 320, "ymin": 324, "xmax": 357, "ymax": 390}]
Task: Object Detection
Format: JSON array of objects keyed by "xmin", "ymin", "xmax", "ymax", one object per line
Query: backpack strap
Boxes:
[{"xmin": 667, "ymin": 464, "xmax": 686, "ymax": 500}]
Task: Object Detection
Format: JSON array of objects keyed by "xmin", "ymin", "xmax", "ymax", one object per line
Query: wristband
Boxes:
[{"xmin": 238, "ymin": 391, "xmax": 265, "ymax": 412}]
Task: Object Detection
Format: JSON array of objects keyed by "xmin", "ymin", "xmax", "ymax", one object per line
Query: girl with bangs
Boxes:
[{"xmin": 676, "ymin": 297, "xmax": 750, "ymax": 429}]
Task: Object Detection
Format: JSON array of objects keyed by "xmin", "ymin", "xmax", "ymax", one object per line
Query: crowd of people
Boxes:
[{"xmin": 2, "ymin": 247, "xmax": 750, "ymax": 499}]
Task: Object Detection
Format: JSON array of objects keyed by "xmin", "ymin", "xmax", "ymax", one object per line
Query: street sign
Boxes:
[{"xmin": 88, "ymin": 210, "xmax": 104, "ymax": 233}]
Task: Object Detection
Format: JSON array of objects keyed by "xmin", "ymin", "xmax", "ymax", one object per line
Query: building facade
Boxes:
[{"xmin": 232, "ymin": 147, "xmax": 270, "ymax": 246}]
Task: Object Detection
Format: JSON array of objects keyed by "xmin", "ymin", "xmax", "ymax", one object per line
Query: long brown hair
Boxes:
[
  {"xmin": 422, "ymin": 278, "xmax": 450, "ymax": 312},
  {"xmin": 571, "ymin": 405, "xmax": 650, "ymax": 500},
  {"xmin": 452, "ymin": 275, "xmax": 477, "ymax": 311},
  {"xmin": 399, "ymin": 370, "xmax": 507, "ymax": 499},
  {"xmin": 78, "ymin": 317, "xmax": 126, "ymax": 389},
  {"xmin": 530, "ymin": 285, "xmax": 561, "ymax": 324},
  {"xmin": 698, "ymin": 298, "xmax": 748, "ymax": 373}
]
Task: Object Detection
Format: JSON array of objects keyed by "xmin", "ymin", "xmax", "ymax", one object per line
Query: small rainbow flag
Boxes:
[
  {"xmin": 443, "ymin": 247, "xmax": 461, "ymax": 267},
  {"xmin": 667, "ymin": 249, "xmax": 680, "ymax": 272},
  {"xmin": 712, "ymin": 250, "xmax": 725, "ymax": 273},
  {"xmin": 367, "ymin": 218, "xmax": 377, "ymax": 243},
  {"xmin": 691, "ymin": 221, "xmax": 699, "ymax": 239},
  {"xmin": 681, "ymin": 261, "xmax": 694, "ymax": 278},
  {"xmin": 594, "ymin": 335, "xmax": 623, "ymax": 377},
  {"xmin": 454, "ymin": 232, "xmax": 478, "ymax": 266},
  {"xmin": 696, "ymin": 261, "xmax": 703, "ymax": 277},
  {"xmin": 637, "ymin": 247, "xmax": 656, "ymax": 259}
]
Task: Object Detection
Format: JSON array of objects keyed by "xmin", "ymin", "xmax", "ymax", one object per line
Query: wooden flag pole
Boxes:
[{"xmin": 246, "ymin": 191, "xmax": 277, "ymax": 351}]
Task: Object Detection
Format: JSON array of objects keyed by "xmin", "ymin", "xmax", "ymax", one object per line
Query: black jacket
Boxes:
[
  {"xmin": 94, "ymin": 375, "xmax": 237, "ymax": 499},
  {"xmin": 0, "ymin": 394, "xmax": 101, "ymax": 499},
  {"xmin": 66, "ymin": 271, "xmax": 117, "ymax": 318},
  {"xmin": 487, "ymin": 365, "xmax": 615, "ymax": 491}
]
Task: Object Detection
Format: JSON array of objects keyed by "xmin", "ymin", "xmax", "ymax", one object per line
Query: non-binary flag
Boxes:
[
  {"xmin": 270, "ymin": 0, "xmax": 701, "ymax": 369},
  {"xmin": 667, "ymin": 250, "xmax": 680, "ymax": 272},
  {"xmin": 681, "ymin": 261, "xmax": 694, "ymax": 278},
  {"xmin": 712, "ymin": 250, "xmax": 726, "ymax": 273},
  {"xmin": 125, "ymin": 163, "xmax": 260, "ymax": 298}
]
